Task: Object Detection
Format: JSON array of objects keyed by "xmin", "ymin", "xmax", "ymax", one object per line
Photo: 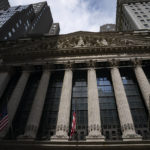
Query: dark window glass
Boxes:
[
  {"xmin": 97, "ymin": 69, "xmax": 122, "ymax": 141},
  {"xmin": 12, "ymin": 72, "xmax": 42, "ymax": 138},
  {"xmin": 37, "ymin": 71, "xmax": 64, "ymax": 140},
  {"xmin": 143, "ymin": 66, "xmax": 150, "ymax": 83},
  {"xmin": 70, "ymin": 71, "xmax": 88, "ymax": 141},
  {"xmin": 120, "ymin": 68, "xmax": 149, "ymax": 139}
]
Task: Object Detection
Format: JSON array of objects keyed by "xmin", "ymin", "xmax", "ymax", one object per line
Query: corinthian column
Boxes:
[
  {"xmin": 23, "ymin": 68, "xmax": 51, "ymax": 139},
  {"xmin": 110, "ymin": 60, "xmax": 142, "ymax": 141},
  {"xmin": 133, "ymin": 59, "xmax": 150, "ymax": 112},
  {"xmin": 51, "ymin": 63, "xmax": 73, "ymax": 141},
  {"xmin": 86, "ymin": 61, "xmax": 105, "ymax": 142},
  {"xmin": 0, "ymin": 70, "xmax": 30, "ymax": 138}
]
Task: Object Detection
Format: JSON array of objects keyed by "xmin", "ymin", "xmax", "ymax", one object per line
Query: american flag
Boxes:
[
  {"xmin": 0, "ymin": 107, "xmax": 8, "ymax": 132},
  {"xmin": 70, "ymin": 112, "xmax": 76, "ymax": 138}
]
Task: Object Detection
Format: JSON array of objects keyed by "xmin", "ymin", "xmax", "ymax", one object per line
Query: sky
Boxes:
[{"xmin": 9, "ymin": 0, "xmax": 117, "ymax": 34}]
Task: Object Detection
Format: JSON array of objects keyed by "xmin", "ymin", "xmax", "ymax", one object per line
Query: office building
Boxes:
[
  {"xmin": 0, "ymin": 1, "xmax": 53, "ymax": 40},
  {"xmin": 100, "ymin": 24, "xmax": 116, "ymax": 32},
  {"xmin": 29, "ymin": 1, "xmax": 53, "ymax": 34},
  {"xmin": 0, "ymin": 0, "xmax": 10, "ymax": 11},
  {"xmin": 116, "ymin": 0, "xmax": 150, "ymax": 31}
]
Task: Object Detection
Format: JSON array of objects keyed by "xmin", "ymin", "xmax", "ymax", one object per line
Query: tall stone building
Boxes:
[
  {"xmin": 116, "ymin": 0, "xmax": 150, "ymax": 31},
  {"xmin": 0, "ymin": 1, "xmax": 53, "ymax": 40},
  {"xmin": 0, "ymin": 0, "xmax": 10, "ymax": 11},
  {"xmin": 0, "ymin": 30, "xmax": 150, "ymax": 149}
]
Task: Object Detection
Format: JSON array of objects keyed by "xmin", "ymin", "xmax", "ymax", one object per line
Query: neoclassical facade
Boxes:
[{"xmin": 0, "ymin": 31, "xmax": 150, "ymax": 149}]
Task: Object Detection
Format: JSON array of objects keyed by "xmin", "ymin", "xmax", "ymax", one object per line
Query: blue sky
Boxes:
[{"xmin": 9, "ymin": 0, "xmax": 117, "ymax": 34}]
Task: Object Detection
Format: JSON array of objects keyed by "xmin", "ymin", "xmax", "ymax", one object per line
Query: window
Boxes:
[
  {"xmin": 27, "ymin": 20, "xmax": 30, "ymax": 27},
  {"xmin": 8, "ymin": 32, "xmax": 12, "ymax": 37},
  {"xmin": 137, "ymin": 16, "xmax": 142, "ymax": 18},
  {"xmin": 19, "ymin": 19, "xmax": 22, "ymax": 24},
  {"xmin": 147, "ymin": 19, "xmax": 150, "ymax": 22},
  {"xmin": 97, "ymin": 69, "xmax": 121, "ymax": 141},
  {"xmin": 25, "ymin": 25, "xmax": 28, "ymax": 31},
  {"xmin": 4, "ymin": 37, "xmax": 7, "ymax": 40},
  {"xmin": 120, "ymin": 68, "xmax": 149, "ymax": 139},
  {"xmin": 140, "ymin": 20, "xmax": 145, "ymax": 22},
  {"xmin": 70, "ymin": 71, "xmax": 88, "ymax": 141},
  {"xmin": 144, "ymin": 24, "xmax": 149, "ymax": 27},
  {"xmin": 135, "ymin": 12, "xmax": 138, "ymax": 14},
  {"xmin": 12, "ymin": 28, "xmax": 15, "ymax": 33},
  {"xmin": 143, "ymin": 15, "xmax": 148, "ymax": 18},
  {"xmin": 37, "ymin": 72, "xmax": 64, "ymax": 140},
  {"xmin": 12, "ymin": 72, "xmax": 42, "ymax": 138},
  {"xmin": 143, "ymin": 66, "xmax": 150, "ymax": 83},
  {"xmin": 16, "ymin": 23, "xmax": 19, "ymax": 28}
]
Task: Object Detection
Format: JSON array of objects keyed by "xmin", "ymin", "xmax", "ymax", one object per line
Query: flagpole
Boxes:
[
  {"xmin": 75, "ymin": 99, "xmax": 78, "ymax": 141},
  {"xmin": 148, "ymin": 95, "xmax": 150, "ymax": 132}
]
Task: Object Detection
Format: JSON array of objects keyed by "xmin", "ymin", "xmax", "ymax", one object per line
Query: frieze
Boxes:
[{"xmin": 0, "ymin": 31, "xmax": 150, "ymax": 63}]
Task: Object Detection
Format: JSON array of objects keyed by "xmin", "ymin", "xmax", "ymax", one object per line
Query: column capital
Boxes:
[
  {"xmin": 108, "ymin": 59, "xmax": 119, "ymax": 68},
  {"xmin": 87, "ymin": 60, "xmax": 96, "ymax": 69},
  {"xmin": 22, "ymin": 65, "xmax": 34, "ymax": 72},
  {"xmin": 131, "ymin": 58, "xmax": 142, "ymax": 67},
  {"xmin": 64, "ymin": 61, "xmax": 74, "ymax": 70},
  {"xmin": 42, "ymin": 63, "xmax": 54, "ymax": 71}
]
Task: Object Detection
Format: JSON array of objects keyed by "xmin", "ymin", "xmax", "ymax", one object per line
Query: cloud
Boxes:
[{"xmin": 9, "ymin": 0, "xmax": 116, "ymax": 34}]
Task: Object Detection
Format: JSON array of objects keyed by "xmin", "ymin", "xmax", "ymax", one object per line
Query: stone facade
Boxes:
[{"xmin": 0, "ymin": 31, "xmax": 150, "ymax": 149}]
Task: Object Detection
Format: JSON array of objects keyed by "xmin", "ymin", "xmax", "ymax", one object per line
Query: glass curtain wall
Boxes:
[
  {"xmin": 12, "ymin": 71, "xmax": 42, "ymax": 138},
  {"xmin": 70, "ymin": 71, "xmax": 88, "ymax": 140},
  {"xmin": 37, "ymin": 71, "xmax": 64, "ymax": 140},
  {"xmin": 120, "ymin": 68, "xmax": 149, "ymax": 139},
  {"xmin": 97, "ymin": 69, "xmax": 121, "ymax": 140}
]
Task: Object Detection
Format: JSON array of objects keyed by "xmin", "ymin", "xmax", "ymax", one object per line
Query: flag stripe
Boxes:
[
  {"xmin": 0, "ymin": 107, "xmax": 8, "ymax": 132},
  {"xmin": 0, "ymin": 114, "xmax": 8, "ymax": 123},
  {"xmin": 70, "ymin": 112, "xmax": 76, "ymax": 137},
  {"xmin": 0, "ymin": 115, "xmax": 8, "ymax": 127},
  {"xmin": 0, "ymin": 121, "xmax": 8, "ymax": 131}
]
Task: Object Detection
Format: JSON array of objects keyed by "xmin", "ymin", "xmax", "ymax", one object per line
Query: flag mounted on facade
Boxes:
[
  {"xmin": 70, "ymin": 112, "xmax": 76, "ymax": 138},
  {"xmin": 0, "ymin": 107, "xmax": 8, "ymax": 132}
]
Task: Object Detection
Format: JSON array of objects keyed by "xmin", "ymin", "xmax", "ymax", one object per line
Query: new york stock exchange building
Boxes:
[{"xmin": 0, "ymin": 30, "xmax": 150, "ymax": 150}]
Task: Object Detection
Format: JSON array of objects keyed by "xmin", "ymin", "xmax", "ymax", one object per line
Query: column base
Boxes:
[
  {"xmin": 86, "ymin": 135, "xmax": 105, "ymax": 142},
  {"xmin": 122, "ymin": 134, "xmax": 142, "ymax": 141},
  {"xmin": 17, "ymin": 134, "xmax": 35, "ymax": 141},
  {"xmin": 51, "ymin": 135, "xmax": 69, "ymax": 142}
]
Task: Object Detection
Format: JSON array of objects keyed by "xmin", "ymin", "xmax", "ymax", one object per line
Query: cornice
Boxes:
[
  {"xmin": 1, "ymin": 45, "xmax": 150, "ymax": 63},
  {"xmin": 0, "ymin": 31, "xmax": 150, "ymax": 63}
]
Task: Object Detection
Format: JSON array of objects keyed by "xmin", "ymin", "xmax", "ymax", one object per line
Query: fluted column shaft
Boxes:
[
  {"xmin": 24, "ymin": 70, "xmax": 51, "ymax": 139},
  {"xmin": 0, "ymin": 71, "xmax": 30, "ymax": 138},
  {"xmin": 111, "ymin": 66, "xmax": 141, "ymax": 141},
  {"xmin": 51, "ymin": 68, "xmax": 72, "ymax": 141},
  {"xmin": 86, "ymin": 68, "xmax": 104, "ymax": 141},
  {"xmin": 0, "ymin": 72, "xmax": 10, "ymax": 99},
  {"xmin": 134, "ymin": 65, "xmax": 150, "ymax": 111}
]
